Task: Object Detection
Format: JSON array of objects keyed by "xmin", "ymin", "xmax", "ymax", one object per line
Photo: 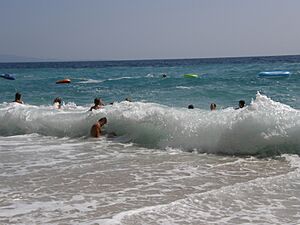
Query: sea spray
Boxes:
[
  {"xmin": 101, "ymin": 93, "xmax": 300, "ymax": 155},
  {"xmin": 1, "ymin": 93, "xmax": 300, "ymax": 155}
]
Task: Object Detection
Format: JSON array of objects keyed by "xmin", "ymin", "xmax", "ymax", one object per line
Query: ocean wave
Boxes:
[{"xmin": 1, "ymin": 93, "xmax": 300, "ymax": 155}]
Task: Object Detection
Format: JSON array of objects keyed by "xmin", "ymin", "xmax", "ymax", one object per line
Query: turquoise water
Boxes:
[{"xmin": 1, "ymin": 56, "xmax": 300, "ymax": 109}]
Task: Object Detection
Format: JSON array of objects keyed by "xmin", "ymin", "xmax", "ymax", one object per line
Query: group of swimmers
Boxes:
[
  {"xmin": 90, "ymin": 99, "xmax": 246, "ymax": 138},
  {"xmin": 188, "ymin": 100, "xmax": 245, "ymax": 111},
  {"xmin": 12, "ymin": 92, "xmax": 246, "ymax": 138},
  {"xmin": 12, "ymin": 92, "xmax": 111, "ymax": 138}
]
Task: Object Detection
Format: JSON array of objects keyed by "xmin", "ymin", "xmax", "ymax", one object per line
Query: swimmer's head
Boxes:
[
  {"xmin": 15, "ymin": 92, "xmax": 21, "ymax": 100},
  {"xmin": 94, "ymin": 98, "xmax": 101, "ymax": 105},
  {"xmin": 210, "ymin": 103, "xmax": 216, "ymax": 110},
  {"xmin": 53, "ymin": 97, "xmax": 62, "ymax": 104},
  {"xmin": 239, "ymin": 100, "xmax": 245, "ymax": 108},
  {"xmin": 98, "ymin": 117, "xmax": 107, "ymax": 125}
]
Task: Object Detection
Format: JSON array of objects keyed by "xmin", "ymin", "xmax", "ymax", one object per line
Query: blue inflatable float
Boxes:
[
  {"xmin": 258, "ymin": 71, "xmax": 290, "ymax": 78},
  {"xmin": 0, "ymin": 73, "xmax": 16, "ymax": 80}
]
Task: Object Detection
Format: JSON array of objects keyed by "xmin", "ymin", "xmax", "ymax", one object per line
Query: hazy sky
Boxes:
[{"xmin": 1, "ymin": 0, "xmax": 300, "ymax": 61}]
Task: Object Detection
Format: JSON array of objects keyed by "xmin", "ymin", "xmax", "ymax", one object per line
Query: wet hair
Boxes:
[
  {"xmin": 188, "ymin": 104, "xmax": 194, "ymax": 109},
  {"xmin": 94, "ymin": 98, "xmax": 101, "ymax": 105},
  {"xmin": 239, "ymin": 100, "xmax": 245, "ymax": 108},
  {"xmin": 53, "ymin": 97, "xmax": 62, "ymax": 104},
  {"xmin": 15, "ymin": 92, "xmax": 21, "ymax": 100},
  {"xmin": 98, "ymin": 117, "xmax": 107, "ymax": 124},
  {"xmin": 210, "ymin": 103, "xmax": 216, "ymax": 110}
]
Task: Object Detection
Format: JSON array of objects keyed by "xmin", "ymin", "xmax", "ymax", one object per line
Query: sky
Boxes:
[{"xmin": 1, "ymin": 0, "xmax": 300, "ymax": 61}]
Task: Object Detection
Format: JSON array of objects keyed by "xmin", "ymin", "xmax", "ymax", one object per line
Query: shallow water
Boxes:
[{"xmin": 1, "ymin": 135, "xmax": 300, "ymax": 224}]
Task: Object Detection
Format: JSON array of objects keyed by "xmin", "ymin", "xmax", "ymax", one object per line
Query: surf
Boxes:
[{"xmin": 1, "ymin": 93, "xmax": 300, "ymax": 156}]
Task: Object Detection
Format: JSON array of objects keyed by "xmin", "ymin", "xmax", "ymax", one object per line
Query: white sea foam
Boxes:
[
  {"xmin": 77, "ymin": 76, "xmax": 139, "ymax": 84},
  {"xmin": 1, "ymin": 93, "xmax": 300, "ymax": 155},
  {"xmin": 1, "ymin": 132, "xmax": 299, "ymax": 224},
  {"xmin": 145, "ymin": 73, "xmax": 154, "ymax": 77},
  {"xmin": 77, "ymin": 78, "xmax": 104, "ymax": 84},
  {"xmin": 107, "ymin": 76, "xmax": 139, "ymax": 81},
  {"xmin": 175, "ymin": 86, "xmax": 193, "ymax": 89},
  {"xmin": 99, "ymin": 155, "xmax": 300, "ymax": 225}
]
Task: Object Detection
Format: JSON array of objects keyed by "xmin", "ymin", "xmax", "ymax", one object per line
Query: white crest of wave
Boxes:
[
  {"xmin": 0, "ymin": 103, "xmax": 94, "ymax": 137},
  {"xmin": 77, "ymin": 79, "xmax": 104, "ymax": 84},
  {"xmin": 107, "ymin": 76, "xmax": 139, "ymax": 81},
  {"xmin": 1, "ymin": 92, "xmax": 300, "ymax": 155},
  {"xmin": 176, "ymin": 86, "xmax": 193, "ymax": 89},
  {"xmin": 102, "ymin": 92, "xmax": 300, "ymax": 155}
]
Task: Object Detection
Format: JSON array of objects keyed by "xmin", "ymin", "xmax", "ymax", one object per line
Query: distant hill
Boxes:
[{"xmin": 0, "ymin": 54, "xmax": 52, "ymax": 63}]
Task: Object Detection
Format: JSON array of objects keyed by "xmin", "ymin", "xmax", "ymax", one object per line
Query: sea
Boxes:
[{"xmin": 1, "ymin": 55, "xmax": 300, "ymax": 225}]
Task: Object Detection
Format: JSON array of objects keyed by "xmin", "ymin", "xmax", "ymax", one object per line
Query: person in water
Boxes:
[
  {"xmin": 90, "ymin": 117, "xmax": 107, "ymax": 137},
  {"xmin": 210, "ymin": 103, "xmax": 216, "ymax": 111},
  {"xmin": 89, "ymin": 98, "xmax": 104, "ymax": 111},
  {"xmin": 188, "ymin": 104, "xmax": 194, "ymax": 109},
  {"xmin": 125, "ymin": 97, "xmax": 132, "ymax": 102},
  {"xmin": 13, "ymin": 92, "xmax": 23, "ymax": 104},
  {"xmin": 238, "ymin": 100, "xmax": 245, "ymax": 109},
  {"xmin": 53, "ymin": 97, "xmax": 62, "ymax": 109}
]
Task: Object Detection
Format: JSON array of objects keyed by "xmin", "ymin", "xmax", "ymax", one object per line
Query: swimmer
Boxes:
[
  {"xmin": 13, "ymin": 92, "xmax": 23, "ymax": 104},
  {"xmin": 125, "ymin": 97, "xmax": 132, "ymax": 102},
  {"xmin": 53, "ymin": 97, "xmax": 62, "ymax": 109},
  {"xmin": 188, "ymin": 104, "xmax": 194, "ymax": 109},
  {"xmin": 237, "ymin": 100, "xmax": 245, "ymax": 109},
  {"xmin": 89, "ymin": 98, "xmax": 104, "ymax": 111},
  {"xmin": 90, "ymin": 117, "xmax": 107, "ymax": 138},
  {"xmin": 210, "ymin": 103, "xmax": 216, "ymax": 111}
]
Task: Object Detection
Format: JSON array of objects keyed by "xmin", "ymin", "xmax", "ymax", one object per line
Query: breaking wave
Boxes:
[{"xmin": 1, "ymin": 93, "xmax": 300, "ymax": 155}]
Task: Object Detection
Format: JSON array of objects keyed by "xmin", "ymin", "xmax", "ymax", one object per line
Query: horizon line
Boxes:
[{"xmin": 0, "ymin": 53, "xmax": 300, "ymax": 64}]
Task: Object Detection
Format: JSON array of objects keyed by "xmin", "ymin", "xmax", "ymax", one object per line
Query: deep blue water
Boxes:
[{"xmin": 1, "ymin": 55, "xmax": 300, "ymax": 109}]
